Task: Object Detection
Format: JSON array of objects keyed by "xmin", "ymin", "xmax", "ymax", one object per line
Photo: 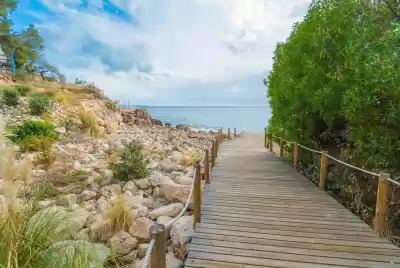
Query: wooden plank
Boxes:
[
  {"xmin": 192, "ymin": 232, "xmax": 400, "ymax": 256},
  {"xmin": 189, "ymin": 244, "xmax": 393, "ymax": 267},
  {"xmin": 191, "ymin": 238, "xmax": 400, "ymax": 262},
  {"xmin": 196, "ymin": 223, "xmax": 386, "ymax": 243},
  {"xmin": 197, "ymin": 219, "xmax": 378, "ymax": 237}
]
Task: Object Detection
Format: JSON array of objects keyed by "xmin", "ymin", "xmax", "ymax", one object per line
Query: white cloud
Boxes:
[{"xmin": 37, "ymin": 0, "xmax": 311, "ymax": 105}]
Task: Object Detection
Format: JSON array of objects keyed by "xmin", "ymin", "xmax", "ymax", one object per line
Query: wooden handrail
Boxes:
[{"xmin": 266, "ymin": 131, "xmax": 396, "ymax": 237}]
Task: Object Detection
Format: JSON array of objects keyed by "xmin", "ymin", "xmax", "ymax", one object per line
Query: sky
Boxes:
[{"xmin": 12, "ymin": 0, "xmax": 311, "ymax": 106}]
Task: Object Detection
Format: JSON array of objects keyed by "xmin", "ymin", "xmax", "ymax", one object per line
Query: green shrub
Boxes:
[
  {"xmin": 105, "ymin": 100, "xmax": 118, "ymax": 110},
  {"xmin": 110, "ymin": 141, "xmax": 149, "ymax": 181},
  {"xmin": 13, "ymin": 85, "xmax": 32, "ymax": 96},
  {"xmin": 33, "ymin": 182, "xmax": 60, "ymax": 200},
  {"xmin": 79, "ymin": 110, "xmax": 100, "ymax": 137},
  {"xmin": 10, "ymin": 120, "xmax": 59, "ymax": 151},
  {"xmin": 28, "ymin": 93, "xmax": 51, "ymax": 115},
  {"xmin": 2, "ymin": 88, "xmax": 20, "ymax": 106}
]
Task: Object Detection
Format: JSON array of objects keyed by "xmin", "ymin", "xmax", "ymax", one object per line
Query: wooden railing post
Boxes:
[
  {"xmin": 234, "ymin": 128, "xmax": 236, "ymax": 139},
  {"xmin": 319, "ymin": 151, "xmax": 327, "ymax": 190},
  {"xmin": 269, "ymin": 136, "xmax": 273, "ymax": 152},
  {"xmin": 204, "ymin": 149, "xmax": 210, "ymax": 184},
  {"xmin": 264, "ymin": 132, "xmax": 268, "ymax": 148},
  {"xmin": 150, "ymin": 224, "xmax": 166, "ymax": 268},
  {"xmin": 228, "ymin": 128, "xmax": 231, "ymax": 140},
  {"xmin": 220, "ymin": 128, "xmax": 223, "ymax": 143},
  {"xmin": 193, "ymin": 163, "xmax": 202, "ymax": 227},
  {"xmin": 212, "ymin": 141, "xmax": 216, "ymax": 168},
  {"xmin": 279, "ymin": 139, "xmax": 284, "ymax": 157},
  {"xmin": 215, "ymin": 137, "xmax": 219, "ymax": 157},
  {"xmin": 374, "ymin": 172, "xmax": 389, "ymax": 237},
  {"xmin": 293, "ymin": 142, "xmax": 299, "ymax": 169}
]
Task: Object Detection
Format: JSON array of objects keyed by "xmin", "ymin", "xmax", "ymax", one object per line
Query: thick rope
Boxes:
[
  {"xmin": 298, "ymin": 144, "xmax": 322, "ymax": 154},
  {"xmin": 141, "ymin": 148, "xmax": 208, "ymax": 268}
]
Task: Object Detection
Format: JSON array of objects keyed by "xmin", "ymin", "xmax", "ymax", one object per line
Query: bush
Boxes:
[
  {"xmin": 10, "ymin": 120, "xmax": 59, "ymax": 151},
  {"xmin": 110, "ymin": 141, "xmax": 149, "ymax": 181},
  {"xmin": 33, "ymin": 182, "xmax": 60, "ymax": 200},
  {"xmin": 79, "ymin": 110, "xmax": 100, "ymax": 137},
  {"xmin": 28, "ymin": 93, "xmax": 51, "ymax": 115},
  {"xmin": 13, "ymin": 85, "xmax": 32, "ymax": 96},
  {"xmin": 2, "ymin": 88, "xmax": 20, "ymax": 106},
  {"xmin": 32, "ymin": 137, "xmax": 56, "ymax": 171},
  {"xmin": 105, "ymin": 196, "xmax": 132, "ymax": 231},
  {"xmin": 54, "ymin": 92, "xmax": 69, "ymax": 104},
  {"xmin": 105, "ymin": 100, "xmax": 118, "ymax": 110}
]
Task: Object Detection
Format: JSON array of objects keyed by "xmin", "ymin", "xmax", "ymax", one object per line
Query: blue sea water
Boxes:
[{"xmin": 145, "ymin": 106, "xmax": 271, "ymax": 133}]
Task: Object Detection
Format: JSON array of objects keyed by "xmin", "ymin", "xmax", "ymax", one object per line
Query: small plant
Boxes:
[
  {"xmin": 9, "ymin": 120, "xmax": 59, "ymax": 151},
  {"xmin": 79, "ymin": 110, "xmax": 100, "ymax": 137},
  {"xmin": 33, "ymin": 182, "xmax": 60, "ymax": 200},
  {"xmin": 40, "ymin": 111, "xmax": 53, "ymax": 123},
  {"xmin": 2, "ymin": 87, "xmax": 20, "ymax": 106},
  {"xmin": 105, "ymin": 100, "xmax": 118, "ymax": 110},
  {"xmin": 54, "ymin": 92, "xmax": 69, "ymax": 104},
  {"xmin": 64, "ymin": 169, "xmax": 89, "ymax": 179},
  {"xmin": 60, "ymin": 118, "xmax": 73, "ymax": 132},
  {"xmin": 13, "ymin": 85, "xmax": 32, "ymax": 96},
  {"xmin": 110, "ymin": 141, "xmax": 149, "ymax": 181},
  {"xmin": 105, "ymin": 196, "xmax": 132, "ymax": 231},
  {"xmin": 32, "ymin": 137, "xmax": 56, "ymax": 171},
  {"xmin": 28, "ymin": 93, "xmax": 51, "ymax": 115}
]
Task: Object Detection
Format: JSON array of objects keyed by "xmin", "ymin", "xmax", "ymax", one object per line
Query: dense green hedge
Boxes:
[{"xmin": 266, "ymin": 0, "xmax": 400, "ymax": 173}]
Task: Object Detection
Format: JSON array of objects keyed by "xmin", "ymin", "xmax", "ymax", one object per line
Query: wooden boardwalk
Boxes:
[{"xmin": 186, "ymin": 133, "xmax": 400, "ymax": 268}]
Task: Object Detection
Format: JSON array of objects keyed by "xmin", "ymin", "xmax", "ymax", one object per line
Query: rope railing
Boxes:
[
  {"xmin": 142, "ymin": 127, "xmax": 235, "ymax": 268},
  {"xmin": 264, "ymin": 131, "xmax": 400, "ymax": 237}
]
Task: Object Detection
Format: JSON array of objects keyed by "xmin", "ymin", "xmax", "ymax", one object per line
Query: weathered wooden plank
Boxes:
[
  {"xmin": 185, "ymin": 133, "xmax": 400, "ymax": 267},
  {"xmin": 196, "ymin": 223, "xmax": 386, "ymax": 243},
  {"xmin": 191, "ymin": 238, "xmax": 400, "ymax": 262}
]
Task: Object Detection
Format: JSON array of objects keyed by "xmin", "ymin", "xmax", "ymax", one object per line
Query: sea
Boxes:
[{"xmin": 142, "ymin": 106, "xmax": 271, "ymax": 133}]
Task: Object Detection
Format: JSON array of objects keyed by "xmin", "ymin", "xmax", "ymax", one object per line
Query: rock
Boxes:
[
  {"xmin": 99, "ymin": 184, "xmax": 122, "ymax": 198},
  {"xmin": 160, "ymin": 162, "xmax": 184, "ymax": 173},
  {"xmin": 135, "ymin": 179, "xmax": 150, "ymax": 190},
  {"xmin": 148, "ymin": 203, "xmax": 183, "ymax": 220},
  {"xmin": 128, "ymin": 217, "xmax": 154, "ymax": 242},
  {"xmin": 56, "ymin": 194, "xmax": 78, "ymax": 208},
  {"xmin": 95, "ymin": 196, "xmax": 109, "ymax": 214},
  {"xmin": 171, "ymin": 151, "xmax": 183, "ymax": 162},
  {"xmin": 123, "ymin": 181, "xmax": 139, "ymax": 193},
  {"xmin": 175, "ymin": 124, "xmax": 189, "ymax": 130},
  {"xmin": 117, "ymin": 250, "xmax": 137, "ymax": 265},
  {"xmin": 132, "ymin": 204, "xmax": 149, "ymax": 218},
  {"xmin": 89, "ymin": 218, "xmax": 114, "ymax": 242},
  {"xmin": 73, "ymin": 161, "xmax": 81, "ymax": 170},
  {"xmin": 146, "ymin": 160, "xmax": 159, "ymax": 170},
  {"xmin": 55, "ymin": 127, "xmax": 66, "ymax": 134},
  {"xmin": 152, "ymin": 198, "xmax": 170, "ymax": 209},
  {"xmin": 169, "ymin": 171, "xmax": 184, "ymax": 180},
  {"xmin": 51, "ymin": 240, "xmax": 111, "ymax": 266},
  {"xmin": 172, "ymin": 175, "xmax": 192, "ymax": 185},
  {"xmin": 157, "ymin": 216, "xmax": 173, "ymax": 233},
  {"xmin": 80, "ymin": 190, "xmax": 97, "ymax": 202},
  {"xmin": 74, "ymin": 228, "xmax": 90, "ymax": 240},
  {"xmin": 108, "ymin": 231, "xmax": 138, "ymax": 255},
  {"xmin": 137, "ymin": 243, "xmax": 149, "ymax": 258},
  {"xmin": 152, "ymin": 119, "xmax": 163, "ymax": 126},
  {"xmin": 159, "ymin": 184, "xmax": 190, "ymax": 203},
  {"xmin": 58, "ymin": 209, "xmax": 91, "ymax": 237},
  {"xmin": 141, "ymin": 197, "xmax": 154, "ymax": 209},
  {"xmin": 149, "ymin": 172, "xmax": 175, "ymax": 187},
  {"xmin": 170, "ymin": 216, "xmax": 194, "ymax": 245},
  {"xmin": 166, "ymin": 252, "xmax": 183, "ymax": 268}
]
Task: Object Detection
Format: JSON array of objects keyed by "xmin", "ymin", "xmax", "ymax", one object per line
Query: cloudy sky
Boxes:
[{"xmin": 13, "ymin": 0, "xmax": 311, "ymax": 106}]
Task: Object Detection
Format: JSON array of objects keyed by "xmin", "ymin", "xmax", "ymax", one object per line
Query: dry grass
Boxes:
[
  {"xmin": 105, "ymin": 196, "xmax": 133, "ymax": 232},
  {"xmin": 78, "ymin": 109, "xmax": 100, "ymax": 137}
]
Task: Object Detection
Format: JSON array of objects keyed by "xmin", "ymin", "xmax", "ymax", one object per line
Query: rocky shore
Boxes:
[{"xmin": 0, "ymin": 84, "xmax": 218, "ymax": 268}]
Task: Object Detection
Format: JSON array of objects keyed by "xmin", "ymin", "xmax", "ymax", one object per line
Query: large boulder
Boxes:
[
  {"xmin": 89, "ymin": 218, "xmax": 114, "ymax": 242},
  {"xmin": 148, "ymin": 172, "xmax": 176, "ymax": 187},
  {"xmin": 58, "ymin": 209, "xmax": 91, "ymax": 238},
  {"xmin": 51, "ymin": 240, "xmax": 111, "ymax": 266},
  {"xmin": 148, "ymin": 203, "xmax": 183, "ymax": 220},
  {"xmin": 123, "ymin": 181, "xmax": 139, "ymax": 194},
  {"xmin": 56, "ymin": 194, "xmax": 78, "ymax": 208},
  {"xmin": 135, "ymin": 179, "xmax": 150, "ymax": 190},
  {"xmin": 172, "ymin": 175, "xmax": 192, "ymax": 185},
  {"xmin": 99, "ymin": 184, "xmax": 122, "ymax": 198},
  {"xmin": 128, "ymin": 217, "xmax": 154, "ymax": 242},
  {"xmin": 108, "ymin": 231, "xmax": 138, "ymax": 255},
  {"xmin": 80, "ymin": 190, "xmax": 97, "ymax": 202},
  {"xmin": 170, "ymin": 216, "xmax": 194, "ymax": 246},
  {"xmin": 121, "ymin": 109, "xmax": 153, "ymax": 126}
]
